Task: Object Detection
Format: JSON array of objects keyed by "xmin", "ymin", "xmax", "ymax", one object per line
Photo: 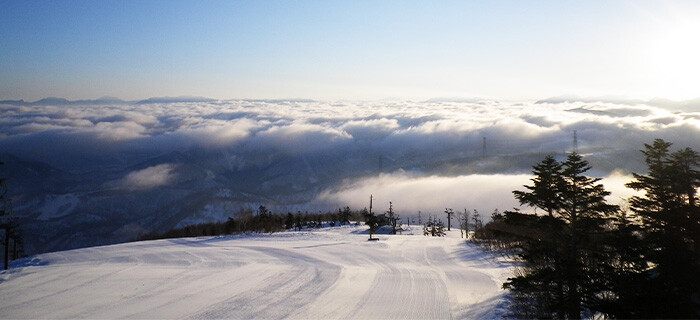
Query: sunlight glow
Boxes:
[{"xmin": 643, "ymin": 17, "xmax": 700, "ymax": 100}]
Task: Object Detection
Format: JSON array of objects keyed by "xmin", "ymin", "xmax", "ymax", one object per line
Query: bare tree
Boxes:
[{"xmin": 459, "ymin": 208, "xmax": 470, "ymax": 239}]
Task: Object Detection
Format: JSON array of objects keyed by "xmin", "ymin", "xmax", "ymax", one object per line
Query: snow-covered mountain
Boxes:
[
  {"xmin": 4, "ymin": 150, "xmax": 329, "ymax": 254},
  {"xmin": 4, "ymin": 146, "xmax": 544, "ymax": 255}
]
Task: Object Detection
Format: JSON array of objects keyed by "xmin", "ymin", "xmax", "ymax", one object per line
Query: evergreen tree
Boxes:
[
  {"xmin": 669, "ymin": 147, "xmax": 700, "ymax": 206},
  {"xmin": 285, "ymin": 213, "xmax": 294, "ymax": 230},
  {"xmin": 423, "ymin": 216, "xmax": 446, "ymax": 237},
  {"xmin": 595, "ymin": 207, "xmax": 649, "ymax": 318},
  {"xmin": 513, "ymin": 155, "xmax": 564, "ymax": 217},
  {"xmin": 501, "ymin": 211, "xmax": 567, "ymax": 318},
  {"xmin": 339, "ymin": 206, "xmax": 352, "ymax": 225},
  {"xmin": 503, "ymin": 153, "xmax": 618, "ymax": 319},
  {"xmin": 1, "ymin": 163, "xmax": 21, "ymax": 270},
  {"xmin": 224, "ymin": 217, "xmax": 237, "ymax": 234},
  {"xmin": 625, "ymin": 139, "xmax": 700, "ymax": 318},
  {"xmin": 491, "ymin": 208, "xmax": 503, "ymax": 221},
  {"xmin": 316, "ymin": 214, "xmax": 322, "ymax": 228},
  {"xmin": 556, "ymin": 152, "xmax": 618, "ymax": 318},
  {"xmin": 363, "ymin": 208, "xmax": 379, "ymax": 240},
  {"xmin": 294, "ymin": 212, "xmax": 303, "ymax": 231},
  {"xmin": 472, "ymin": 209, "xmax": 482, "ymax": 232},
  {"xmin": 384, "ymin": 202, "xmax": 398, "ymax": 234}
]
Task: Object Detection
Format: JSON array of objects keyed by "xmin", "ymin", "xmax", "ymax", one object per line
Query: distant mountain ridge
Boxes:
[
  {"xmin": 0, "ymin": 96, "xmax": 324, "ymax": 106},
  {"xmin": 0, "ymin": 96, "xmax": 216, "ymax": 106},
  {"xmin": 4, "ymin": 95, "xmax": 700, "ymax": 112},
  {"xmin": 1, "ymin": 141, "xmax": 567, "ymax": 256},
  {"xmin": 135, "ymin": 96, "xmax": 217, "ymax": 104},
  {"xmin": 536, "ymin": 94, "xmax": 700, "ymax": 112}
]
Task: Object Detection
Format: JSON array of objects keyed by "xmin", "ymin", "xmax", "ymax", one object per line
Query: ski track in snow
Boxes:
[{"xmin": 0, "ymin": 226, "xmax": 512, "ymax": 319}]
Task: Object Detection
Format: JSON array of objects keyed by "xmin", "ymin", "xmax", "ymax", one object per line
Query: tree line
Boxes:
[
  {"xmin": 1, "ymin": 161, "xmax": 26, "ymax": 270},
  {"xmin": 472, "ymin": 139, "xmax": 699, "ymax": 319},
  {"xmin": 138, "ymin": 206, "xmax": 366, "ymax": 241}
]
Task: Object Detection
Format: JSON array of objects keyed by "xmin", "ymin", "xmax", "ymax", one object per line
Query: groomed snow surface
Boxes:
[{"xmin": 0, "ymin": 225, "xmax": 513, "ymax": 319}]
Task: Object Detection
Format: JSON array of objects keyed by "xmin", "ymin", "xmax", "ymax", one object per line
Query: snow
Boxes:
[
  {"xmin": 215, "ymin": 188, "xmax": 233, "ymax": 198},
  {"xmin": 36, "ymin": 194, "xmax": 80, "ymax": 221},
  {"xmin": 0, "ymin": 225, "xmax": 513, "ymax": 319}
]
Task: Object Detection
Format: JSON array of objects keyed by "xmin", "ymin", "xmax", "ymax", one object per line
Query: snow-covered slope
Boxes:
[{"xmin": 0, "ymin": 226, "xmax": 513, "ymax": 319}]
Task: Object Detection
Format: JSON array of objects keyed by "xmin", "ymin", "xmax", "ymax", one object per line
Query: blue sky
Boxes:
[{"xmin": 2, "ymin": 0, "xmax": 699, "ymax": 101}]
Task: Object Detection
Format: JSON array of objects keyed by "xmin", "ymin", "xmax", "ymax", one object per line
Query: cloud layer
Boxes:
[
  {"xmin": 314, "ymin": 172, "xmax": 532, "ymax": 216},
  {"xmin": 2, "ymin": 99, "xmax": 699, "ymax": 167},
  {"xmin": 313, "ymin": 170, "xmax": 639, "ymax": 218},
  {"xmin": 1, "ymin": 98, "xmax": 698, "ymax": 212},
  {"xmin": 118, "ymin": 164, "xmax": 178, "ymax": 190},
  {"xmin": 3, "ymin": 98, "xmax": 698, "ymax": 255}
]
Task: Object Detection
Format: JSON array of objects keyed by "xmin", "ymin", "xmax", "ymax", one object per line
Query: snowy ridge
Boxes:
[{"xmin": 0, "ymin": 226, "xmax": 513, "ymax": 319}]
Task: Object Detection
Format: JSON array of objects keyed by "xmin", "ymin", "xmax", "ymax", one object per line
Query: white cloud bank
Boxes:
[
  {"xmin": 1, "ymin": 98, "xmax": 698, "ymax": 197},
  {"xmin": 119, "ymin": 164, "xmax": 178, "ymax": 190},
  {"xmin": 314, "ymin": 170, "xmax": 640, "ymax": 219},
  {"xmin": 2, "ymin": 99, "xmax": 698, "ymax": 166},
  {"xmin": 314, "ymin": 172, "xmax": 531, "ymax": 216}
]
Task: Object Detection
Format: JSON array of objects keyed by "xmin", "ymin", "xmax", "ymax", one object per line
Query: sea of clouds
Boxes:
[{"xmin": 1, "ymin": 97, "xmax": 699, "ymax": 216}]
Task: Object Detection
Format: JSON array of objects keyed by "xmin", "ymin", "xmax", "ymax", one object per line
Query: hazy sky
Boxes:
[{"xmin": 2, "ymin": 0, "xmax": 699, "ymax": 101}]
